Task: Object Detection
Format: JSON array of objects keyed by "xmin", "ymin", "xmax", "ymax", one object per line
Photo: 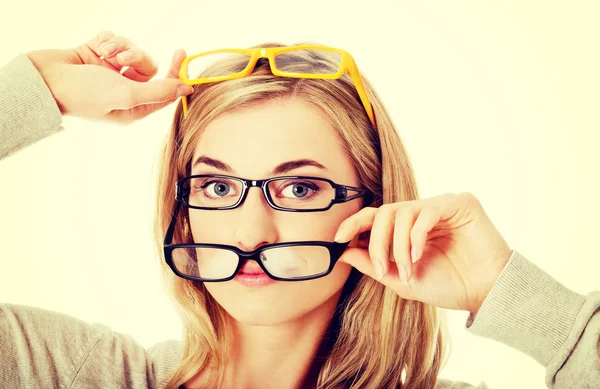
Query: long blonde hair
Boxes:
[{"xmin": 153, "ymin": 42, "xmax": 449, "ymax": 389}]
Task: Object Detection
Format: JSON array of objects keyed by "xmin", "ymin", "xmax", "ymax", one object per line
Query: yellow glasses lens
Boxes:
[
  {"xmin": 273, "ymin": 49, "xmax": 342, "ymax": 75},
  {"xmin": 186, "ymin": 52, "xmax": 252, "ymax": 80}
]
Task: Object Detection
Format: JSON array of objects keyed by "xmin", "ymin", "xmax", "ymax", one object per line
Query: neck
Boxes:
[{"xmin": 223, "ymin": 291, "xmax": 342, "ymax": 389}]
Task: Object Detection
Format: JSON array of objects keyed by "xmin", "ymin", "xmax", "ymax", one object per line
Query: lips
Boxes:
[
  {"xmin": 238, "ymin": 262, "xmax": 265, "ymax": 275},
  {"xmin": 234, "ymin": 261, "xmax": 276, "ymax": 287}
]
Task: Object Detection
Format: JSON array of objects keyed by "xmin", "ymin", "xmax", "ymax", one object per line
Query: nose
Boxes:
[{"xmin": 233, "ymin": 186, "xmax": 278, "ymax": 252}]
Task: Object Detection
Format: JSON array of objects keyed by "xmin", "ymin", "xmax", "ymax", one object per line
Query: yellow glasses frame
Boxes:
[{"xmin": 178, "ymin": 45, "xmax": 376, "ymax": 128}]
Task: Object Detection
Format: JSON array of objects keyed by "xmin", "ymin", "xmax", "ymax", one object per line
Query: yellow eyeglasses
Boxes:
[{"xmin": 178, "ymin": 45, "xmax": 376, "ymax": 128}]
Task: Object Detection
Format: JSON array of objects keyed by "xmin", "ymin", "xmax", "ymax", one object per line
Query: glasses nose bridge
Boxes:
[
  {"xmin": 242, "ymin": 179, "xmax": 271, "ymax": 206},
  {"xmin": 246, "ymin": 179, "xmax": 267, "ymax": 190},
  {"xmin": 253, "ymin": 49, "xmax": 275, "ymax": 68},
  {"xmin": 258, "ymin": 48, "xmax": 269, "ymax": 59}
]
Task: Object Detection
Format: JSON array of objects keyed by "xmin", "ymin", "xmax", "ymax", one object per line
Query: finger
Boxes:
[
  {"xmin": 339, "ymin": 247, "xmax": 414, "ymax": 299},
  {"xmin": 339, "ymin": 247, "xmax": 388, "ymax": 280},
  {"xmin": 106, "ymin": 102, "xmax": 161, "ymax": 124},
  {"xmin": 98, "ymin": 35, "xmax": 135, "ymax": 62},
  {"xmin": 108, "ymin": 97, "xmax": 180, "ymax": 123},
  {"xmin": 166, "ymin": 49, "xmax": 187, "ymax": 79},
  {"xmin": 119, "ymin": 78, "xmax": 193, "ymax": 109},
  {"xmin": 409, "ymin": 206, "xmax": 440, "ymax": 264},
  {"xmin": 392, "ymin": 205, "xmax": 419, "ymax": 282},
  {"xmin": 85, "ymin": 32, "xmax": 134, "ymax": 71},
  {"xmin": 117, "ymin": 47, "xmax": 159, "ymax": 81},
  {"xmin": 334, "ymin": 206, "xmax": 378, "ymax": 243},
  {"xmin": 367, "ymin": 205, "xmax": 396, "ymax": 279},
  {"xmin": 74, "ymin": 31, "xmax": 118, "ymax": 69},
  {"xmin": 430, "ymin": 192, "xmax": 461, "ymax": 221}
]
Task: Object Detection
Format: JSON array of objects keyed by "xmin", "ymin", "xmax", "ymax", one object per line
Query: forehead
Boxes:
[{"xmin": 192, "ymin": 98, "xmax": 353, "ymax": 178}]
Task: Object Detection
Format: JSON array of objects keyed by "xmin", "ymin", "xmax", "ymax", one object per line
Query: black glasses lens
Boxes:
[
  {"xmin": 171, "ymin": 247, "xmax": 238, "ymax": 280},
  {"xmin": 259, "ymin": 245, "xmax": 331, "ymax": 279},
  {"xmin": 266, "ymin": 178, "xmax": 334, "ymax": 210},
  {"xmin": 184, "ymin": 176, "xmax": 244, "ymax": 208}
]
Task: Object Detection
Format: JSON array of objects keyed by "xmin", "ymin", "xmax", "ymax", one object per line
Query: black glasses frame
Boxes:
[
  {"xmin": 175, "ymin": 174, "xmax": 370, "ymax": 212},
  {"xmin": 163, "ymin": 201, "xmax": 351, "ymax": 281}
]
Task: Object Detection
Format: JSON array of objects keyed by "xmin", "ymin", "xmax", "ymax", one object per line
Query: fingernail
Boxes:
[
  {"xmin": 177, "ymin": 85, "xmax": 193, "ymax": 97},
  {"xmin": 117, "ymin": 51, "xmax": 134, "ymax": 60},
  {"xmin": 100, "ymin": 42, "xmax": 117, "ymax": 55},
  {"xmin": 399, "ymin": 264, "xmax": 408, "ymax": 282},
  {"xmin": 374, "ymin": 261, "xmax": 385, "ymax": 280}
]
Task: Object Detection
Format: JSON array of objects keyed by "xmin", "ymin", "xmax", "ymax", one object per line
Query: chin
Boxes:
[
  {"xmin": 204, "ymin": 276, "xmax": 349, "ymax": 327},
  {"xmin": 225, "ymin": 303, "xmax": 303, "ymax": 326}
]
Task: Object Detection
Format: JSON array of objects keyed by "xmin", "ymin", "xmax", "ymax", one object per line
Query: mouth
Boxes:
[
  {"xmin": 238, "ymin": 262, "xmax": 266, "ymax": 275},
  {"xmin": 235, "ymin": 261, "xmax": 276, "ymax": 286}
]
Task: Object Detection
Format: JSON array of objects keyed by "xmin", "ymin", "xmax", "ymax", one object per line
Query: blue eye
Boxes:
[
  {"xmin": 201, "ymin": 181, "xmax": 231, "ymax": 197},
  {"xmin": 280, "ymin": 181, "xmax": 319, "ymax": 199}
]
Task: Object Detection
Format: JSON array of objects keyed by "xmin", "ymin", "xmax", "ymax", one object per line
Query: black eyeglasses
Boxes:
[
  {"xmin": 175, "ymin": 174, "xmax": 370, "ymax": 212},
  {"xmin": 163, "ymin": 201, "xmax": 352, "ymax": 281},
  {"xmin": 163, "ymin": 174, "xmax": 371, "ymax": 282}
]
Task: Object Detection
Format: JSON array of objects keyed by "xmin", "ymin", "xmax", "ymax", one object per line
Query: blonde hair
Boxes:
[{"xmin": 153, "ymin": 42, "xmax": 449, "ymax": 389}]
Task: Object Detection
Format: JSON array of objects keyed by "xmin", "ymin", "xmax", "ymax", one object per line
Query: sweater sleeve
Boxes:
[
  {"xmin": 464, "ymin": 249, "xmax": 600, "ymax": 388},
  {"xmin": 0, "ymin": 303, "xmax": 182, "ymax": 389},
  {"xmin": 0, "ymin": 53, "xmax": 63, "ymax": 161}
]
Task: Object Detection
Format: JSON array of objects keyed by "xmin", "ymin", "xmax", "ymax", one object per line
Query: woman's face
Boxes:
[{"xmin": 188, "ymin": 97, "xmax": 362, "ymax": 326}]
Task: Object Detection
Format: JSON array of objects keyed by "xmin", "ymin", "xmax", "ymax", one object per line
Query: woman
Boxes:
[{"xmin": 0, "ymin": 31, "xmax": 598, "ymax": 389}]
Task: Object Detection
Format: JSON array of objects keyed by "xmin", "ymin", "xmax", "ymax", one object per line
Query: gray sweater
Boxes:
[{"xmin": 0, "ymin": 53, "xmax": 599, "ymax": 389}]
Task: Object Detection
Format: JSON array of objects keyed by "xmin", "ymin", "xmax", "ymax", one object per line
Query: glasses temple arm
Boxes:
[
  {"xmin": 164, "ymin": 201, "xmax": 182, "ymax": 246},
  {"xmin": 346, "ymin": 59, "xmax": 376, "ymax": 128},
  {"xmin": 336, "ymin": 185, "xmax": 371, "ymax": 202},
  {"xmin": 181, "ymin": 95, "xmax": 189, "ymax": 117}
]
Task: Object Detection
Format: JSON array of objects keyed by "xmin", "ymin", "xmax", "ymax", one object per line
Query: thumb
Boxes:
[
  {"xmin": 122, "ymin": 78, "xmax": 193, "ymax": 108},
  {"xmin": 340, "ymin": 247, "xmax": 413, "ymax": 297},
  {"xmin": 339, "ymin": 247, "xmax": 386, "ymax": 281}
]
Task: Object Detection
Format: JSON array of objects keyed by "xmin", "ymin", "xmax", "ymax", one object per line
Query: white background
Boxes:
[{"xmin": 1, "ymin": 1, "xmax": 599, "ymax": 388}]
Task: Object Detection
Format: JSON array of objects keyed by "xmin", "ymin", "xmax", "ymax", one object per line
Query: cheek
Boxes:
[
  {"xmin": 284, "ymin": 206, "xmax": 357, "ymax": 240},
  {"xmin": 188, "ymin": 211, "xmax": 237, "ymax": 242}
]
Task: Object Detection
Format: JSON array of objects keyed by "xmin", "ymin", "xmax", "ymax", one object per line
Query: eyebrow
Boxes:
[{"xmin": 192, "ymin": 156, "xmax": 328, "ymax": 175}]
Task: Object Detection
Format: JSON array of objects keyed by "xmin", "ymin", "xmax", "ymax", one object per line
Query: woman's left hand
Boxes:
[{"xmin": 334, "ymin": 192, "xmax": 513, "ymax": 314}]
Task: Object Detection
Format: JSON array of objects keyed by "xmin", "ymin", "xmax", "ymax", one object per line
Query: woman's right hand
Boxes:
[{"xmin": 26, "ymin": 30, "xmax": 194, "ymax": 124}]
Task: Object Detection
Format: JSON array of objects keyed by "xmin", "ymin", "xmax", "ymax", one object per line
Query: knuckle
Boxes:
[
  {"xmin": 150, "ymin": 64, "xmax": 159, "ymax": 77},
  {"xmin": 361, "ymin": 206, "xmax": 378, "ymax": 216},
  {"xmin": 144, "ymin": 53, "xmax": 159, "ymax": 76},
  {"xmin": 354, "ymin": 206, "xmax": 375, "ymax": 223},
  {"xmin": 376, "ymin": 203, "xmax": 395, "ymax": 218},
  {"xmin": 424, "ymin": 205, "xmax": 441, "ymax": 218},
  {"xmin": 457, "ymin": 191, "xmax": 480, "ymax": 205},
  {"xmin": 395, "ymin": 205, "xmax": 414, "ymax": 219},
  {"xmin": 432, "ymin": 192, "xmax": 455, "ymax": 204}
]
